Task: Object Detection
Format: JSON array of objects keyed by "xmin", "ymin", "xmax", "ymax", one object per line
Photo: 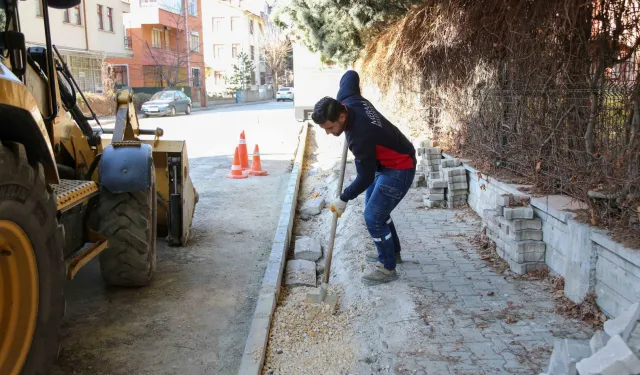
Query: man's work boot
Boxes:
[
  {"xmin": 365, "ymin": 250, "xmax": 403, "ymax": 264},
  {"xmin": 362, "ymin": 264, "xmax": 398, "ymax": 285}
]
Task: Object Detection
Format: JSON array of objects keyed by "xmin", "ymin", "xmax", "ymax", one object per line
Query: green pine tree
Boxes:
[
  {"xmin": 278, "ymin": 0, "xmax": 418, "ymax": 66},
  {"xmin": 226, "ymin": 52, "xmax": 257, "ymax": 95}
]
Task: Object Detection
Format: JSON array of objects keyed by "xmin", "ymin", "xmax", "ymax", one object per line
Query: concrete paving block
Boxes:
[
  {"xmin": 449, "ymin": 174, "xmax": 467, "ymax": 183},
  {"xmin": 604, "ymin": 301, "xmax": 640, "ymax": 340},
  {"xmin": 590, "ymin": 331, "xmax": 610, "ymax": 355},
  {"xmin": 429, "ymin": 164, "xmax": 442, "ymax": 172},
  {"xmin": 447, "ymin": 188, "xmax": 468, "ymax": 197},
  {"xmin": 496, "ymin": 194, "xmax": 512, "ymax": 207},
  {"xmin": 416, "ymin": 147, "xmax": 427, "ymax": 156},
  {"xmin": 448, "ymin": 182, "xmax": 468, "ymax": 190},
  {"xmin": 426, "ymin": 147, "xmax": 441, "ymax": 154},
  {"xmin": 576, "ymin": 335, "xmax": 640, "ymax": 375},
  {"xmin": 429, "ymin": 179, "xmax": 447, "ymax": 189},
  {"xmin": 443, "ymin": 167, "xmax": 466, "ymax": 177},
  {"xmin": 504, "ymin": 206, "xmax": 534, "ymax": 220},
  {"xmin": 428, "ymin": 193, "xmax": 445, "ymax": 201},
  {"xmin": 509, "ymin": 240, "xmax": 546, "ymax": 263},
  {"xmin": 428, "ymin": 171, "xmax": 443, "ymax": 180},
  {"xmin": 294, "ymin": 236, "xmax": 322, "ymax": 262},
  {"xmin": 420, "ymin": 140, "xmax": 433, "ymax": 148},
  {"xmin": 441, "ymin": 158, "xmax": 462, "ymax": 168},
  {"xmin": 284, "ymin": 260, "xmax": 316, "ymax": 287},
  {"xmin": 508, "ymin": 229, "xmax": 543, "ymax": 241},
  {"xmin": 426, "ymin": 158, "xmax": 442, "ymax": 166},
  {"xmin": 426, "ymin": 153, "xmax": 443, "ymax": 160},
  {"xmin": 299, "ymin": 197, "xmax": 326, "ymax": 219},
  {"xmin": 562, "ymin": 339, "xmax": 591, "ymax": 375},
  {"xmin": 428, "ymin": 187, "xmax": 445, "ymax": 194},
  {"xmin": 497, "ymin": 216, "xmax": 542, "ymax": 231},
  {"xmin": 547, "ymin": 339, "xmax": 565, "ymax": 375},
  {"xmin": 424, "ymin": 198, "xmax": 446, "ymax": 208},
  {"xmin": 496, "ymin": 205, "xmax": 504, "ymax": 217}
]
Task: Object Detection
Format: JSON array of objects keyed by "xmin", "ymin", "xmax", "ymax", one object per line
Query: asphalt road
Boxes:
[{"xmin": 52, "ymin": 100, "xmax": 303, "ymax": 375}]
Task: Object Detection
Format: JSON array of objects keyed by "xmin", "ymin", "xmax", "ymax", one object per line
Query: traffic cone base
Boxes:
[
  {"xmin": 248, "ymin": 144, "xmax": 268, "ymax": 176},
  {"xmin": 226, "ymin": 146, "xmax": 248, "ymax": 179}
]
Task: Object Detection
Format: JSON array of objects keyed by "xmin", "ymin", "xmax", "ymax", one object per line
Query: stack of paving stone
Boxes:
[
  {"xmin": 441, "ymin": 162, "xmax": 467, "ymax": 209},
  {"xmin": 482, "ymin": 194, "xmax": 546, "ymax": 275},
  {"xmin": 420, "ymin": 146, "xmax": 448, "ymax": 208},
  {"xmin": 541, "ymin": 302, "xmax": 640, "ymax": 375},
  {"xmin": 412, "ymin": 140, "xmax": 434, "ymax": 188}
]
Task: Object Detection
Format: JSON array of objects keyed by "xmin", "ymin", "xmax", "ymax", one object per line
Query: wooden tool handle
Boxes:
[{"xmin": 322, "ymin": 139, "xmax": 349, "ymax": 284}]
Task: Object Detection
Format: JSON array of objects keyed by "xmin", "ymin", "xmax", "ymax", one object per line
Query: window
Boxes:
[
  {"xmin": 212, "ymin": 17, "xmax": 224, "ymax": 33},
  {"xmin": 97, "ymin": 5, "xmax": 103, "ymax": 30},
  {"xmin": 230, "ymin": 17, "xmax": 238, "ymax": 32},
  {"xmin": 152, "ymin": 29, "xmax": 162, "ymax": 48},
  {"xmin": 36, "ymin": 0, "xmax": 42, "ymax": 17},
  {"xmin": 260, "ymin": 72, "xmax": 265, "ymax": 85},
  {"xmin": 107, "ymin": 7, "xmax": 113, "ymax": 31},
  {"xmin": 112, "ymin": 65, "xmax": 128, "ymax": 85},
  {"xmin": 192, "ymin": 68, "xmax": 200, "ymax": 87},
  {"xmin": 164, "ymin": 30, "xmax": 170, "ymax": 49},
  {"xmin": 250, "ymin": 45, "xmax": 254, "ymax": 60},
  {"xmin": 190, "ymin": 33, "xmax": 199, "ymax": 52},
  {"xmin": 250, "ymin": 72, "xmax": 255, "ymax": 85},
  {"xmin": 214, "ymin": 71, "xmax": 224, "ymax": 85},
  {"xmin": 231, "ymin": 44, "xmax": 239, "ymax": 58},
  {"xmin": 249, "ymin": 19, "xmax": 254, "ymax": 35},
  {"xmin": 213, "ymin": 44, "xmax": 224, "ymax": 59},
  {"xmin": 188, "ymin": 0, "xmax": 196, "ymax": 16},
  {"xmin": 64, "ymin": 6, "xmax": 81, "ymax": 24}
]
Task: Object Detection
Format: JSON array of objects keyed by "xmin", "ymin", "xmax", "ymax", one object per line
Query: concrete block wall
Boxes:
[{"xmin": 446, "ymin": 154, "xmax": 640, "ymax": 318}]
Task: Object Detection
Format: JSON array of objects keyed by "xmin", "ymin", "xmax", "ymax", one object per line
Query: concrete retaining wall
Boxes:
[{"xmin": 451, "ymin": 155, "xmax": 640, "ymax": 318}]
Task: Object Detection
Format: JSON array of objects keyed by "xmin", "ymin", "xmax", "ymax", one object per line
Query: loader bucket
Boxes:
[{"xmin": 142, "ymin": 139, "xmax": 198, "ymax": 246}]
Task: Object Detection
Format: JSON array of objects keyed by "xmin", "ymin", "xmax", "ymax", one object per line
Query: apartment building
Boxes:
[
  {"xmin": 107, "ymin": 0, "xmax": 206, "ymax": 105},
  {"xmin": 202, "ymin": 0, "xmax": 269, "ymax": 95},
  {"xmin": 21, "ymin": 0, "xmax": 133, "ymax": 92}
]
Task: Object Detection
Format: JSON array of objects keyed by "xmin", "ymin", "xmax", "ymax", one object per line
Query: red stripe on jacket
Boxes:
[{"xmin": 376, "ymin": 145, "xmax": 414, "ymax": 170}]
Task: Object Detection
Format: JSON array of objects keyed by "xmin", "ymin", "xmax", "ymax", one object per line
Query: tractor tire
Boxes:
[
  {"xmin": 0, "ymin": 142, "xmax": 64, "ymax": 375},
  {"xmin": 95, "ymin": 167, "xmax": 157, "ymax": 286}
]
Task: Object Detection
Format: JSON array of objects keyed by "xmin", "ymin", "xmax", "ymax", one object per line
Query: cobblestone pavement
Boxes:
[{"xmin": 353, "ymin": 188, "xmax": 594, "ymax": 375}]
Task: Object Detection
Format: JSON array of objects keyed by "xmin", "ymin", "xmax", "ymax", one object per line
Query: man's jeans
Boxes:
[{"xmin": 364, "ymin": 167, "xmax": 415, "ymax": 271}]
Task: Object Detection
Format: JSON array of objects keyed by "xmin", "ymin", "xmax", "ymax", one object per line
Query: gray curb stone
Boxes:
[{"xmin": 238, "ymin": 123, "xmax": 309, "ymax": 375}]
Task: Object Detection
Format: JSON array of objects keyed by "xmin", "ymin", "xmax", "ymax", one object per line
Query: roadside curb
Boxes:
[{"xmin": 237, "ymin": 122, "xmax": 309, "ymax": 375}]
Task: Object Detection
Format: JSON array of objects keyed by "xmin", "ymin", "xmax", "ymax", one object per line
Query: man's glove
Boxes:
[{"xmin": 330, "ymin": 197, "xmax": 347, "ymax": 218}]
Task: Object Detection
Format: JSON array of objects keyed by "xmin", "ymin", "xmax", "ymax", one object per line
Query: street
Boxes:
[{"xmin": 52, "ymin": 101, "xmax": 303, "ymax": 375}]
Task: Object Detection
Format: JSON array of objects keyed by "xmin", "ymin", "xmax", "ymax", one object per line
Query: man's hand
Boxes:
[{"xmin": 330, "ymin": 198, "xmax": 347, "ymax": 218}]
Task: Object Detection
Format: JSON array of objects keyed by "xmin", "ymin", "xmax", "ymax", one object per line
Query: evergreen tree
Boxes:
[
  {"xmin": 278, "ymin": 0, "xmax": 418, "ymax": 65},
  {"xmin": 226, "ymin": 52, "xmax": 256, "ymax": 94}
]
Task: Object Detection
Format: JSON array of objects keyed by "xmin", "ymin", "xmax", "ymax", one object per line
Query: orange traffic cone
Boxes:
[
  {"xmin": 226, "ymin": 146, "xmax": 248, "ymax": 179},
  {"xmin": 248, "ymin": 144, "xmax": 268, "ymax": 176},
  {"xmin": 238, "ymin": 131, "xmax": 249, "ymax": 170}
]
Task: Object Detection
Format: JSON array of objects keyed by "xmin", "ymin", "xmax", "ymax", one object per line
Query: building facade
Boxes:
[
  {"xmin": 21, "ymin": 0, "xmax": 133, "ymax": 92},
  {"xmin": 107, "ymin": 0, "xmax": 206, "ymax": 106},
  {"xmin": 202, "ymin": 0, "xmax": 268, "ymax": 96}
]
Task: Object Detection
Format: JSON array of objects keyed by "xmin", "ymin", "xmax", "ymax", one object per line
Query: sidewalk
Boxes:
[{"xmin": 88, "ymin": 99, "xmax": 275, "ymax": 126}]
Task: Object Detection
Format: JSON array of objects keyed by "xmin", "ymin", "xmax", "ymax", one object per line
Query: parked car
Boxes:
[
  {"xmin": 276, "ymin": 87, "xmax": 294, "ymax": 102},
  {"xmin": 141, "ymin": 90, "xmax": 192, "ymax": 117}
]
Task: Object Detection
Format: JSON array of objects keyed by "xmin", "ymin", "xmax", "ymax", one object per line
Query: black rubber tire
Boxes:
[
  {"xmin": 143, "ymin": 114, "xmax": 149, "ymax": 118},
  {"xmin": 0, "ymin": 142, "xmax": 64, "ymax": 375},
  {"xmin": 185, "ymin": 104, "xmax": 191, "ymax": 115},
  {"xmin": 168, "ymin": 106, "xmax": 176, "ymax": 117},
  {"xmin": 95, "ymin": 167, "xmax": 157, "ymax": 286}
]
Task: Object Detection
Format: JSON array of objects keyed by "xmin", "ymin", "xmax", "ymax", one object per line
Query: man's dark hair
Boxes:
[{"xmin": 311, "ymin": 97, "xmax": 346, "ymax": 124}]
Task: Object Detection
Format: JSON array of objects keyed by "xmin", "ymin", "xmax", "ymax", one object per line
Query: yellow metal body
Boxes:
[{"xmin": 0, "ymin": 220, "xmax": 39, "ymax": 375}]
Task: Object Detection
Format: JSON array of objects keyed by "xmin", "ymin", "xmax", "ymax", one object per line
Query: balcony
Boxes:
[{"xmin": 124, "ymin": 36, "xmax": 132, "ymax": 49}]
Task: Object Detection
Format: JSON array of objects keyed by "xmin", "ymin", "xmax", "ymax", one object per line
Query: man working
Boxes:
[{"xmin": 311, "ymin": 70, "xmax": 416, "ymax": 285}]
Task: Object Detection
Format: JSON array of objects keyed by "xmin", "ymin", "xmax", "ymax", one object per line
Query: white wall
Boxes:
[{"xmin": 21, "ymin": 0, "xmax": 131, "ymax": 58}]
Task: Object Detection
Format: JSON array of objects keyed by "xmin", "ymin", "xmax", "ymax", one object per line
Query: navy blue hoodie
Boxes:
[{"xmin": 337, "ymin": 70, "xmax": 416, "ymax": 202}]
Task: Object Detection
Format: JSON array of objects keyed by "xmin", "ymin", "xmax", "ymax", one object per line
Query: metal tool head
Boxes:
[{"xmin": 305, "ymin": 283, "xmax": 339, "ymax": 308}]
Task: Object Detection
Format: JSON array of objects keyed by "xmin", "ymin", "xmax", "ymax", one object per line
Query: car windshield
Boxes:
[{"xmin": 151, "ymin": 92, "xmax": 176, "ymax": 100}]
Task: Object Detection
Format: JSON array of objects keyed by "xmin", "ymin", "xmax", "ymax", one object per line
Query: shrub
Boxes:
[
  {"xmin": 133, "ymin": 93, "xmax": 153, "ymax": 112},
  {"xmin": 76, "ymin": 92, "xmax": 115, "ymax": 117}
]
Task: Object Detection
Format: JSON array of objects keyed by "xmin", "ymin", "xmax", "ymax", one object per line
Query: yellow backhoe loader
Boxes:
[{"xmin": 0, "ymin": 0, "xmax": 198, "ymax": 373}]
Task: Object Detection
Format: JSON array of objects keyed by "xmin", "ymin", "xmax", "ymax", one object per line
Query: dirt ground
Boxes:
[{"xmin": 52, "ymin": 103, "xmax": 303, "ymax": 375}]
